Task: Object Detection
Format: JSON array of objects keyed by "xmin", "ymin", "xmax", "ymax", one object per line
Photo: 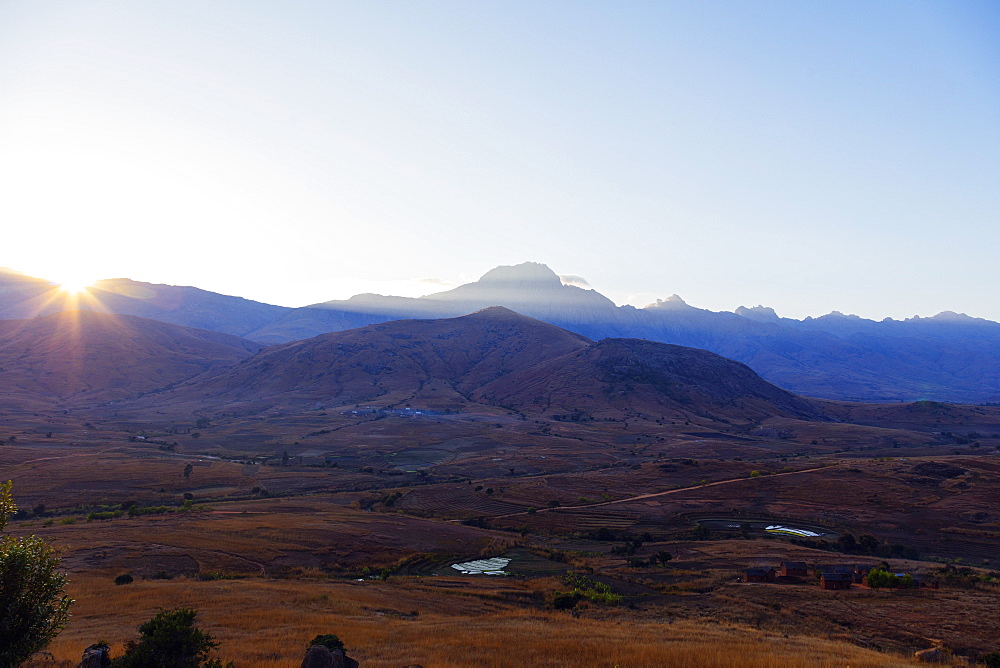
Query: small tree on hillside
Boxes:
[{"xmin": 0, "ymin": 480, "xmax": 74, "ymax": 667}]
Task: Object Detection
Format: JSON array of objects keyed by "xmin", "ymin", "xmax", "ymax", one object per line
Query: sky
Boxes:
[{"xmin": 1, "ymin": 1, "xmax": 998, "ymax": 321}]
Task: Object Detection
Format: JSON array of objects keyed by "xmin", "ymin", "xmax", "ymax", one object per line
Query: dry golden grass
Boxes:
[{"xmin": 37, "ymin": 573, "xmax": 930, "ymax": 667}]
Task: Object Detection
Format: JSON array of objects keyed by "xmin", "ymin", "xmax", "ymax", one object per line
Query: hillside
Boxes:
[
  {"xmin": 477, "ymin": 337, "xmax": 828, "ymax": 421},
  {"xmin": 120, "ymin": 307, "xmax": 593, "ymax": 415},
  {"xmin": 118, "ymin": 307, "xmax": 828, "ymax": 425},
  {"xmin": 0, "ymin": 310, "xmax": 264, "ymax": 407}
]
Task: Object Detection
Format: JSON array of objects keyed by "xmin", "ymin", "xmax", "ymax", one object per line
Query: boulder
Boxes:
[
  {"xmin": 301, "ymin": 645, "xmax": 359, "ymax": 668},
  {"xmin": 302, "ymin": 646, "xmax": 335, "ymax": 668},
  {"xmin": 914, "ymin": 647, "xmax": 948, "ymax": 663}
]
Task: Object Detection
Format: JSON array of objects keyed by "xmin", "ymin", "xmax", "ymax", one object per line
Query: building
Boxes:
[
  {"xmin": 820, "ymin": 573, "xmax": 853, "ymax": 590},
  {"xmin": 814, "ymin": 564, "xmax": 867, "ymax": 583},
  {"xmin": 743, "ymin": 567, "xmax": 777, "ymax": 583},
  {"xmin": 780, "ymin": 561, "xmax": 809, "ymax": 577}
]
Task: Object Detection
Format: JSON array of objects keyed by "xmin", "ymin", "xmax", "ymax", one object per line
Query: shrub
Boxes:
[
  {"xmin": 981, "ymin": 652, "xmax": 1000, "ymax": 668},
  {"xmin": 111, "ymin": 607, "xmax": 230, "ymax": 667},
  {"xmin": 551, "ymin": 591, "xmax": 582, "ymax": 609},
  {"xmin": 115, "ymin": 574, "xmax": 134, "ymax": 586},
  {"xmin": 551, "ymin": 572, "xmax": 623, "ymax": 609},
  {"xmin": 309, "ymin": 634, "xmax": 345, "ymax": 652}
]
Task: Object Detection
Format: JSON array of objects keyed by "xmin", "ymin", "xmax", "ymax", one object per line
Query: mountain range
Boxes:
[
  {"xmin": 26, "ymin": 306, "xmax": 821, "ymax": 427},
  {"xmin": 2, "ymin": 263, "xmax": 998, "ymax": 402}
]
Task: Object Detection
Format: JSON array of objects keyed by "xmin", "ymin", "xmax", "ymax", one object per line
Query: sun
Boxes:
[{"xmin": 55, "ymin": 277, "xmax": 96, "ymax": 295}]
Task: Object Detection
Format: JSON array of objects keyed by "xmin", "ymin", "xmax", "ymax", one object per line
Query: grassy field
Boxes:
[{"xmin": 34, "ymin": 573, "xmax": 933, "ymax": 667}]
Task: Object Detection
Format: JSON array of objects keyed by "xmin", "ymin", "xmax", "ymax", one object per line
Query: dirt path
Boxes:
[
  {"xmin": 494, "ymin": 465, "xmax": 835, "ymax": 519},
  {"xmin": 17, "ymin": 446, "xmax": 123, "ymax": 465},
  {"xmin": 143, "ymin": 540, "xmax": 268, "ymax": 576}
]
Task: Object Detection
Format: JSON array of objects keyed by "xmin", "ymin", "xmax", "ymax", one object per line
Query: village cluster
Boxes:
[{"xmin": 742, "ymin": 561, "xmax": 938, "ymax": 590}]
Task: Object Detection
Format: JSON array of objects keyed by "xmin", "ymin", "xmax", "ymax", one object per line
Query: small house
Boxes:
[
  {"xmin": 743, "ymin": 567, "xmax": 777, "ymax": 583},
  {"xmin": 780, "ymin": 561, "xmax": 809, "ymax": 577},
  {"xmin": 820, "ymin": 573, "xmax": 852, "ymax": 590},
  {"xmin": 814, "ymin": 564, "xmax": 864, "ymax": 582}
]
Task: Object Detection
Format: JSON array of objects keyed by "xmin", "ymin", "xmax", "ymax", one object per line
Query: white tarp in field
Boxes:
[
  {"xmin": 765, "ymin": 525, "xmax": 821, "ymax": 537},
  {"xmin": 450, "ymin": 557, "xmax": 510, "ymax": 575}
]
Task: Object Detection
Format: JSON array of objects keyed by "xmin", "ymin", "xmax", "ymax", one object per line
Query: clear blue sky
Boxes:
[{"xmin": 2, "ymin": 1, "xmax": 998, "ymax": 320}]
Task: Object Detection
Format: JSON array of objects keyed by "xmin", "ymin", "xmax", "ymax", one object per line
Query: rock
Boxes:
[
  {"xmin": 302, "ymin": 646, "xmax": 335, "ymax": 668},
  {"xmin": 78, "ymin": 644, "xmax": 111, "ymax": 668},
  {"xmin": 914, "ymin": 647, "xmax": 948, "ymax": 663},
  {"xmin": 301, "ymin": 645, "xmax": 359, "ymax": 668}
]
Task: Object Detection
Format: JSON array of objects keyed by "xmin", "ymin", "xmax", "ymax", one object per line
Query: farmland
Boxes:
[{"xmin": 5, "ymin": 399, "xmax": 1000, "ymax": 665}]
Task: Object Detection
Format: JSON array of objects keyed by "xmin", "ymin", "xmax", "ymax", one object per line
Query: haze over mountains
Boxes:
[{"xmin": 2, "ymin": 263, "xmax": 998, "ymax": 403}]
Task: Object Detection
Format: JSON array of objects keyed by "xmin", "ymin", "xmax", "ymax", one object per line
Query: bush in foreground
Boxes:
[
  {"xmin": 0, "ymin": 480, "xmax": 73, "ymax": 667},
  {"xmin": 111, "ymin": 607, "xmax": 231, "ymax": 667}
]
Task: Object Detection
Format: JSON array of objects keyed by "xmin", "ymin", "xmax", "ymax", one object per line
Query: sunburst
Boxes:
[{"xmin": 56, "ymin": 277, "xmax": 96, "ymax": 294}]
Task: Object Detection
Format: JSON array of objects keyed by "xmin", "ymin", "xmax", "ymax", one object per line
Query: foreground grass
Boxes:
[{"xmin": 35, "ymin": 574, "xmax": 926, "ymax": 667}]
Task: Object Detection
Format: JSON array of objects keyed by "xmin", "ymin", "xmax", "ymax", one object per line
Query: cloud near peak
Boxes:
[{"xmin": 559, "ymin": 274, "xmax": 591, "ymax": 288}]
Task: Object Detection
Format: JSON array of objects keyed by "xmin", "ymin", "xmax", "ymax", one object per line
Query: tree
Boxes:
[
  {"xmin": 837, "ymin": 533, "xmax": 857, "ymax": 553},
  {"xmin": 0, "ymin": 480, "xmax": 74, "ymax": 667},
  {"xmin": 111, "ymin": 607, "xmax": 230, "ymax": 667},
  {"xmin": 183, "ymin": 463, "xmax": 193, "ymax": 481},
  {"xmin": 858, "ymin": 534, "xmax": 880, "ymax": 555},
  {"xmin": 866, "ymin": 568, "xmax": 899, "ymax": 591}
]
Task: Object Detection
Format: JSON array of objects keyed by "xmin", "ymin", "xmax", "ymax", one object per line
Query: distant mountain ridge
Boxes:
[
  {"xmin": 1, "ymin": 263, "xmax": 998, "ymax": 402},
  {"xmin": 0, "ymin": 268, "xmax": 291, "ymax": 338}
]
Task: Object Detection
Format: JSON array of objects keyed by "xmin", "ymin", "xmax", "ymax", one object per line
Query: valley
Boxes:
[{"xmin": 2, "ymin": 302, "xmax": 998, "ymax": 666}]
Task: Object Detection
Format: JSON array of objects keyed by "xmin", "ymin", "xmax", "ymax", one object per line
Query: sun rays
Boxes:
[{"xmin": 58, "ymin": 279, "xmax": 94, "ymax": 295}]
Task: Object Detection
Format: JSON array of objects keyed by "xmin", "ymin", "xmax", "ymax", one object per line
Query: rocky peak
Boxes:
[
  {"xmin": 476, "ymin": 262, "xmax": 562, "ymax": 288},
  {"xmin": 644, "ymin": 294, "xmax": 694, "ymax": 310},
  {"xmin": 735, "ymin": 305, "xmax": 780, "ymax": 322}
]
